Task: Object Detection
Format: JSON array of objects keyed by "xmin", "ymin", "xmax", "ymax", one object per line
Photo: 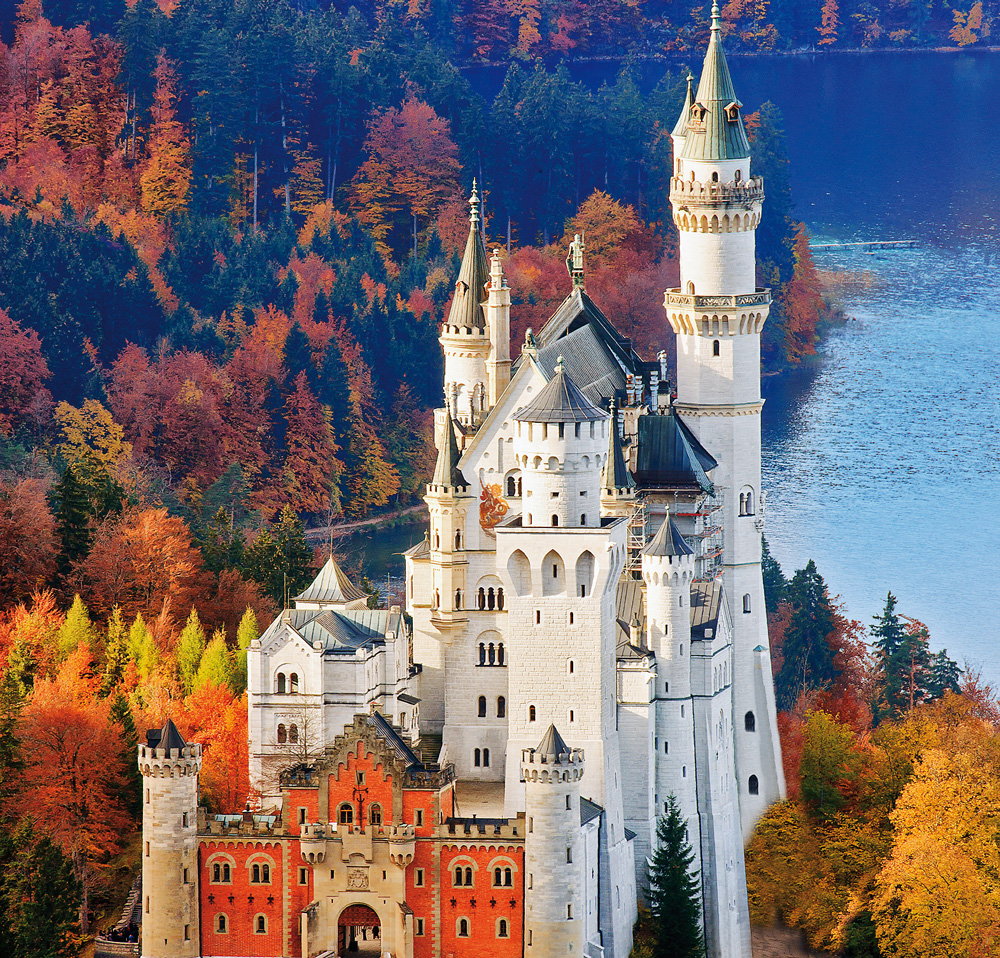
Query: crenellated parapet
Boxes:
[
  {"xmin": 138, "ymin": 742, "xmax": 202, "ymax": 778},
  {"xmin": 520, "ymin": 747, "xmax": 585, "ymax": 784},
  {"xmin": 670, "ymin": 175, "xmax": 764, "ymax": 210}
]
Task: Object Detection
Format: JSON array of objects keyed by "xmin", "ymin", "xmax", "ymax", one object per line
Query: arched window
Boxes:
[
  {"xmin": 212, "ymin": 863, "xmax": 220, "ymax": 882},
  {"xmin": 497, "ymin": 643, "xmax": 505, "ymax": 665},
  {"xmin": 252, "ymin": 864, "xmax": 260, "ymax": 883},
  {"xmin": 487, "ymin": 587, "xmax": 496, "ymax": 610},
  {"xmin": 339, "ymin": 803, "xmax": 354, "ymax": 825},
  {"xmin": 581, "ymin": 513, "xmax": 586, "ymax": 526},
  {"xmin": 478, "ymin": 588, "xmax": 486, "ymax": 610},
  {"xmin": 494, "ymin": 867, "xmax": 503, "ymax": 886},
  {"xmin": 529, "ymin": 705, "xmax": 536, "ymax": 722},
  {"xmin": 289, "ymin": 724, "xmax": 299, "ymax": 743},
  {"xmin": 223, "ymin": 863, "xmax": 230, "ymax": 882},
  {"xmin": 745, "ymin": 711, "xmax": 756, "ymax": 732},
  {"xmin": 454, "ymin": 866, "xmax": 464, "ymax": 885},
  {"xmin": 498, "ymin": 918, "xmax": 509, "ymax": 938},
  {"xmin": 478, "ymin": 696, "xmax": 487, "ymax": 717},
  {"xmin": 507, "ymin": 476, "xmax": 516, "ymax": 497},
  {"xmin": 434, "ymin": 532, "xmax": 440, "ymax": 549},
  {"xmin": 262, "ymin": 863, "xmax": 269, "ymax": 882},
  {"xmin": 746, "ymin": 489, "xmax": 754, "ymax": 513},
  {"xmin": 504, "ymin": 867, "xmax": 512, "ymax": 886},
  {"xmin": 748, "ymin": 775, "xmax": 759, "ymax": 795},
  {"xmin": 455, "ymin": 588, "xmax": 462, "ymax": 608},
  {"xmin": 458, "ymin": 918, "xmax": 470, "ymax": 937},
  {"xmin": 370, "ymin": 804, "xmax": 383, "ymax": 826},
  {"xmin": 276, "ymin": 673, "xmax": 286, "ymax": 694},
  {"xmin": 483, "ymin": 748, "xmax": 490, "ymax": 767},
  {"xmin": 497, "ymin": 588, "xmax": 504, "ymax": 610},
  {"xmin": 255, "ymin": 915, "xmax": 266, "ymax": 934},
  {"xmin": 289, "ymin": 673, "xmax": 299, "ymax": 693},
  {"xmin": 488, "ymin": 643, "xmax": 496, "ymax": 665},
  {"xmin": 277, "ymin": 724, "xmax": 287, "ymax": 744},
  {"xmin": 455, "ymin": 530, "xmax": 462, "ymax": 549},
  {"xmin": 479, "ymin": 643, "xmax": 486, "ymax": 665},
  {"xmin": 739, "ymin": 492, "xmax": 746, "ymax": 515},
  {"xmin": 217, "ymin": 914, "xmax": 227, "ymax": 933},
  {"xmin": 465, "ymin": 867, "xmax": 473, "ymax": 885},
  {"xmin": 568, "ymin": 660, "xmax": 575, "ymax": 674},
  {"xmin": 497, "ymin": 696, "xmax": 506, "ymax": 718},
  {"xmin": 551, "ymin": 514, "xmax": 559, "ymax": 526},
  {"xmin": 474, "ymin": 748, "xmax": 481, "ymax": 767},
  {"xmin": 743, "ymin": 593, "xmax": 751, "ymax": 614},
  {"xmin": 687, "ymin": 281, "xmax": 695, "ymax": 294},
  {"xmin": 711, "ymin": 171, "xmax": 719, "ymax": 182},
  {"xmin": 713, "ymin": 339, "xmax": 721, "ymax": 356}
]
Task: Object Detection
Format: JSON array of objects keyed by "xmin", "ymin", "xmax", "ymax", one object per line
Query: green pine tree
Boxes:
[
  {"xmin": 243, "ymin": 506, "xmax": 313, "ymax": 605},
  {"xmin": 870, "ymin": 592, "xmax": 930, "ymax": 719},
  {"xmin": 647, "ymin": 795, "xmax": 705, "ymax": 958},
  {"xmin": 176, "ymin": 608, "xmax": 206, "ymax": 695},
  {"xmin": 0, "ymin": 670, "xmax": 25, "ymax": 806},
  {"xmin": 109, "ymin": 691, "xmax": 142, "ymax": 820},
  {"xmin": 56, "ymin": 595, "xmax": 95, "ymax": 663},
  {"xmin": 53, "ymin": 464, "xmax": 92, "ymax": 579},
  {"xmin": 761, "ymin": 536, "xmax": 787, "ymax": 615},
  {"xmin": 284, "ymin": 320, "xmax": 318, "ymax": 394},
  {"xmin": 193, "ymin": 632, "xmax": 235, "ymax": 693},
  {"xmin": 0, "ymin": 820, "xmax": 80, "ymax": 958},
  {"xmin": 102, "ymin": 605, "xmax": 129, "ymax": 695},
  {"xmin": 233, "ymin": 608, "xmax": 259, "ymax": 696},
  {"xmin": 926, "ymin": 649, "xmax": 961, "ymax": 701}
]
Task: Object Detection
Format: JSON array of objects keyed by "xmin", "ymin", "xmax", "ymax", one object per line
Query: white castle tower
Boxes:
[
  {"xmin": 667, "ymin": 0, "xmax": 785, "ymax": 835},
  {"xmin": 138, "ymin": 719, "xmax": 201, "ymax": 958},
  {"xmin": 522, "ymin": 726, "xmax": 586, "ymax": 957},
  {"xmin": 440, "ymin": 180, "xmax": 491, "ymax": 425},
  {"xmin": 497, "ymin": 360, "xmax": 635, "ymax": 957}
]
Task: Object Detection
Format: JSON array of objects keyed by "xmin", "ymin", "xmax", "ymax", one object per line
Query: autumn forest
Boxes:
[{"xmin": 0, "ymin": 0, "xmax": 993, "ymax": 954}]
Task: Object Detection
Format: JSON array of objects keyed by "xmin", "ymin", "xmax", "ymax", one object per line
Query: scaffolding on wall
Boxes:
[
  {"xmin": 676, "ymin": 490, "xmax": 724, "ymax": 582},
  {"xmin": 626, "ymin": 499, "xmax": 648, "ymax": 576}
]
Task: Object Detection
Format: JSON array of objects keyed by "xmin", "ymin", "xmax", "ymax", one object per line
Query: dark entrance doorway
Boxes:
[{"xmin": 338, "ymin": 903, "xmax": 381, "ymax": 956}]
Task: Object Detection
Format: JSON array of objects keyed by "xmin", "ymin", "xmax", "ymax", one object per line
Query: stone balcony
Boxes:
[
  {"xmin": 664, "ymin": 289, "xmax": 771, "ymax": 310},
  {"xmin": 670, "ymin": 175, "xmax": 764, "ymax": 208}
]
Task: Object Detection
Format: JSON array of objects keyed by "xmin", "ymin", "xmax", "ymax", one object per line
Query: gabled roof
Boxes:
[
  {"xmin": 367, "ymin": 712, "xmax": 423, "ymax": 770},
  {"xmin": 514, "ymin": 362, "xmax": 606, "ymax": 424},
  {"xmin": 634, "ymin": 410, "xmax": 717, "ymax": 493},
  {"xmin": 602, "ymin": 404, "xmax": 636, "ymax": 495},
  {"xmin": 644, "ymin": 515, "xmax": 694, "ymax": 558},
  {"xmin": 680, "ymin": 1, "xmax": 751, "ymax": 162},
  {"xmin": 445, "ymin": 181, "xmax": 489, "ymax": 331},
  {"xmin": 580, "ymin": 796, "xmax": 603, "ymax": 826},
  {"xmin": 431, "ymin": 417, "xmax": 468, "ymax": 488},
  {"xmin": 534, "ymin": 724, "xmax": 572, "ymax": 763},
  {"xmin": 147, "ymin": 717, "xmax": 186, "ymax": 751},
  {"xmin": 293, "ymin": 555, "xmax": 367, "ymax": 607},
  {"xmin": 260, "ymin": 608, "xmax": 399, "ymax": 654}
]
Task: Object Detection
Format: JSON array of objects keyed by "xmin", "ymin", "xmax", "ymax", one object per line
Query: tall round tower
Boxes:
[
  {"xmin": 666, "ymin": 0, "xmax": 785, "ymax": 835},
  {"xmin": 513, "ymin": 358, "xmax": 608, "ymax": 528},
  {"xmin": 138, "ymin": 719, "xmax": 201, "ymax": 958},
  {"xmin": 641, "ymin": 517, "xmax": 700, "ymax": 853},
  {"xmin": 440, "ymin": 181, "xmax": 491, "ymax": 426},
  {"xmin": 522, "ymin": 726, "xmax": 585, "ymax": 957}
]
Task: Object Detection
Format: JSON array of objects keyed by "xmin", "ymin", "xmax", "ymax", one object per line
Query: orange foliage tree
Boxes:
[
  {"xmin": 179, "ymin": 682, "xmax": 249, "ymax": 812},
  {"xmin": 0, "ymin": 478, "xmax": 57, "ymax": 606},
  {"xmin": 12, "ymin": 643, "xmax": 132, "ymax": 932},
  {"xmin": 0, "ymin": 309, "xmax": 51, "ymax": 435},
  {"xmin": 140, "ymin": 53, "xmax": 191, "ymax": 216}
]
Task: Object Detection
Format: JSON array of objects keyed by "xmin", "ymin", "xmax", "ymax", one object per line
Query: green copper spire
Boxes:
[
  {"xmin": 680, "ymin": 1, "xmax": 751, "ymax": 162},
  {"xmin": 602, "ymin": 399, "xmax": 635, "ymax": 496},
  {"xmin": 671, "ymin": 72, "xmax": 695, "ymax": 139},
  {"xmin": 445, "ymin": 180, "xmax": 490, "ymax": 331},
  {"xmin": 431, "ymin": 417, "xmax": 468, "ymax": 490}
]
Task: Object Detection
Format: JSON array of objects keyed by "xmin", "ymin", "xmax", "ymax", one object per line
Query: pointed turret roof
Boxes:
[
  {"xmin": 431, "ymin": 417, "xmax": 468, "ymax": 489},
  {"xmin": 293, "ymin": 555, "xmax": 367, "ymax": 607},
  {"xmin": 671, "ymin": 72, "xmax": 695, "ymax": 138},
  {"xmin": 147, "ymin": 717, "xmax": 187, "ymax": 751},
  {"xmin": 535, "ymin": 725, "xmax": 571, "ymax": 763},
  {"xmin": 680, "ymin": 2, "xmax": 751, "ymax": 162},
  {"xmin": 602, "ymin": 401, "xmax": 635, "ymax": 496},
  {"xmin": 445, "ymin": 180, "xmax": 489, "ymax": 331},
  {"xmin": 644, "ymin": 515, "xmax": 694, "ymax": 558},
  {"xmin": 514, "ymin": 359, "xmax": 606, "ymax": 424}
]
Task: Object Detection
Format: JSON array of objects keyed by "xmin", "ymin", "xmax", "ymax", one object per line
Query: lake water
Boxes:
[{"xmin": 345, "ymin": 52, "xmax": 1000, "ymax": 681}]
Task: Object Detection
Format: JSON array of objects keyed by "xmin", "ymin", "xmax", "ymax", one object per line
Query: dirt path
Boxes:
[
  {"xmin": 304, "ymin": 504, "xmax": 428, "ymax": 541},
  {"xmin": 752, "ymin": 926, "xmax": 825, "ymax": 958}
]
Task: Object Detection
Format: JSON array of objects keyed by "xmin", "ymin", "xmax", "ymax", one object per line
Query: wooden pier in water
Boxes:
[{"xmin": 810, "ymin": 239, "xmax": 917, "ymax": 252}]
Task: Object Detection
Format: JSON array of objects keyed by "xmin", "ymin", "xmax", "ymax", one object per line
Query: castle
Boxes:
[{"xmin": 140, "ymin": 8, "xmax": 784, "ymax": 957}]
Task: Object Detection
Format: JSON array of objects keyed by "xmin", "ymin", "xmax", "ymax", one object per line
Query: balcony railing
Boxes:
[
  {"xmin": 670, "ymin": 176, "xmax": 764, "ymax": 207},
  {"xmin": 664, "ymin": 289, "xmax": 771, "ymax": 310}
]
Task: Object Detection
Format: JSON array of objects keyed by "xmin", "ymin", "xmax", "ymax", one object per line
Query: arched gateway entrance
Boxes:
[{"xmin": 338, "ymin": 903, "xmax": 381, "ymax": 956}]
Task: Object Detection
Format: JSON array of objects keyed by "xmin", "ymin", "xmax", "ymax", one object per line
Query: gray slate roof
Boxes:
[
  {"xmin": 690, "ymin": 579, "xmax": 724, "ymax": 638},
  {"xmin": 634, "ymin": 411, "xmax": 717, "ymax": 493},
  {"xmin": 644, "ymin": 515, "xmax": 694, "ymax": 558},
  {"xmin": 368, "ymin": 712, "xmax": 423, "ymax": 770},
  {"xmin": 293, "ymin": 555, "xmax": 367, "ymax": 606},
  {"xmin": 515, "ymin": 364, "xmax": 606, "ymax": 424},
  {"xmin": 147, "ymin": 717, "xmax": 186, "ymax": 751},
  {"xmin": 580, "ymin": 796, "xmax": 603, "ymax": 826},
  {"xmin": 680, "ymin": 2, "xmax": 751, "ymax": 162},
  {"xmin": 262, "ymin": 608, "xmax": 399, "ymax": 654},
  {"xmin": 534, "ymin": 724, "xmax": 572, "ymax": 763},
  {"xmin": 445, "ymin": 184, "xmax": 489, "ymax": 330},
  {"xmin": 431, "ymin": 418, "xmax": 468, "ymax": 488}
]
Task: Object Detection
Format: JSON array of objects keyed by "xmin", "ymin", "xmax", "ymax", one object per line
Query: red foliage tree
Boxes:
[
  {"xmin": 0, "ymin": 310, "xmax": 51, "ymax": 435},
  {"xmin": 0, "ymin": 478, "xmax": 57, "ymax": 606}
]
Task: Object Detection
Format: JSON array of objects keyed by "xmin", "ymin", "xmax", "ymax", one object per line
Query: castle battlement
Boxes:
[{"xmin": 670, "ymin": 175, "xmax": 764, "ymax": 207}]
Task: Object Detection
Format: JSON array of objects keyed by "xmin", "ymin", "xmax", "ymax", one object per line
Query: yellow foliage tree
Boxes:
[
  {"xmin": 140, "ymin": 53, "xmax": 191, "ymax": 217},
  {"xmin": 874, "ymin": 745, "xmax": 1000, "ymax": 958},
  {"xmin": 563, "ymin": 190, "xmax": 642, "ymax": 272},
  {"xmin": 950, "ymin": 2, "xmax": 985, "ymax": 46},
  {"xmin": 55, "ymin": 399, "xmax": 132, "ymax": 473}
]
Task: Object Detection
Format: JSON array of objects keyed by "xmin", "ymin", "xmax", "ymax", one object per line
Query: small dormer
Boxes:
[
  {"xmin": 687, "ymin": 102, "xmax": 707, "ymax": 133},
  {"xmin": 724, "ymin": 100, "xmax": 742, "ymax": 122}
]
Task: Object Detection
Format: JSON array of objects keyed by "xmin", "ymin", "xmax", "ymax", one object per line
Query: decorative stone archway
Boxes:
[{"xmin": 337, "ymin": 903, "xmax": 381, "ymax": 956}]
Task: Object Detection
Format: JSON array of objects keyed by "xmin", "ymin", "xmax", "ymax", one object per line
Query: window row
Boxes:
[
  {"xmin": 527, "ymin": 705, "xmax": 576, "ymax": 724},
  {"xmin": 477, "ymin": 695, "xmax": 506, "ymax": 718},
  {"xmin": 478, "ymin": 642, "xmax": 506, "ymax": 666},
  {"xmin": 473, "ymin": 748, "xmax": 491, "ymax": 767},
  {"xmin": 274, "ymin": 672, "xmax": 300, "ymax": 694},
  {"xmin": 476, "ymin": 587, "xmax": 505, "ymax": 610},
  {"xmin": 435, "ymin": 917, "xmax": 509, "ymax": 939},
  {"xmin": 209, "ymin": 861, "xmax": 272, "ymax": 884},
  {"xmin": 452, "ymin": 865, "xmax": 516, "ymax": 888},
  {"xmin": 336, "ymin": 802, "xmax": 383, "ymax": 826},
  {"xmin": 276, "ymin": 723, "xmax": 299, "ymax": 744},
  {"xmin": 213, "ymin": 914, "xmax": 269, "ymax": 935}
]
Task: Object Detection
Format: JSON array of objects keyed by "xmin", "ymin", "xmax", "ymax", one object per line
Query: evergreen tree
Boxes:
[
  {"xmin": 193, "ymin": 633, "xmax": 235, "ymax": 693},
  {"xmin": 242, "ymin": 506, "xmax": 313, "ymax": 605},
  {"xmin": 108, "ymin": 691, "xmax": 141, "ymax": 819},
  {"xmin": 283, "ymin": 321, "xmax": 318, "ymax": 393},
  {"xmin": 176, "ymin": 608, "xmax": 206, "ymax": 695},
  {"xmin": 199, "ymin": 507, "xmax": 247, "ymax": 576},
  {"xmin": 0, "ymin": 820, "xmax": 80, "ymax": 958},
  {"xmin": 0, "ymin": 671, "xmax": 25, "ymax": 807},
  {"xmin": 926, "ymin": 649, "xmax": 961, "ymax": 701},
  {"xmin": 761, "ymin": 536, "xmax": 787, "ymax": 615},
  {"xmin": 56, "ymin": 595, "xmax": 95, "ymax": 662},
  {"xmin": 775, "ymin": 560, "xmax": 837, "ymax": 710},
  {"xmin": 102, "ymin": 605, "xmax": 129, "ymax": 695},
  {"xmin": 53, "ymin": 464, "xmax": 92, "ymax": 578},
  {"xmin": 317, "ymin": 334, "xmax": 352, "ymax": 450},
  {"xmin": 647, "ymin": 795, "xmax": 705, "ymax": 958},
  {"xmin": 870, "ymin": 592, "xmax": 928, "ymax": 719},
  {"xmin": 232, "ymin": 608, "xmax": 259, "ymax": 695}
]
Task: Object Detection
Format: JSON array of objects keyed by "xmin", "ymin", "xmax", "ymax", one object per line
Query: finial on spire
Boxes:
[
  {"xmin": 711, "ymin": 0, "xmax": 721, "ymax": 31},
  {"xmin": 555, "ymin": 355, "xmax": 565, "ymax": 374},
  {"xmin": 469, "ymin": 178, "xmax": 480, "ymax": 229}
]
